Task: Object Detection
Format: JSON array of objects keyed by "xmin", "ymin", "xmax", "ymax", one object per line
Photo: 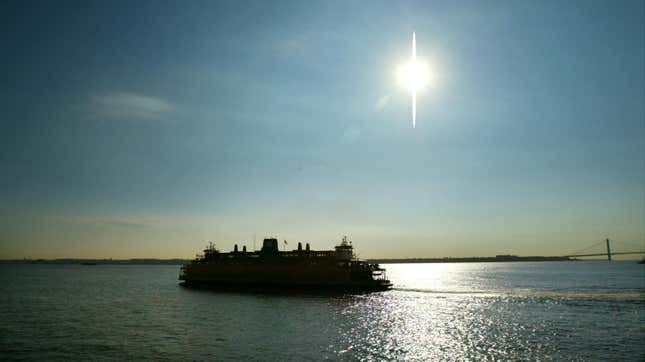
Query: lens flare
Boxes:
[{"xmin": 397, "ymin": 32, "xmax": 431, "ymax": 128}]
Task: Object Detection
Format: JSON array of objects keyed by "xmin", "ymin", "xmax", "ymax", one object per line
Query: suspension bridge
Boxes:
[
  {"xmin": 368, "ymin": 239, "xmax": 645, "ymax": 264},
  {"xmin": 564, "ymin": 239, "xmax": 645, "ymax": 260}
]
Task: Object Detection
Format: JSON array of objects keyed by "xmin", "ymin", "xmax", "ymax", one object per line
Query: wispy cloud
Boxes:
[
  {"xmin": 100, "ymin": 219, "xmax": 150, "ymax": 230},
  {"xmin": 91, "ymin": 92, "xmax": 173, "ymax": 120},
  {"xmin": 274, "ymin": 34, "xmax": 308, "ymax": 56},
  {"xmin": 54, "ymin": 215, "xmax": 153, "ymax": 230},
  {"xmin": 374, "ymin": 94, "xmax": 391, "ymax": 111}
]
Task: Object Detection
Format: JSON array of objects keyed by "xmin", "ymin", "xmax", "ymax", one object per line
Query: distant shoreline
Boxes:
[
  {"xmin": 367, "ymin": 255, "xmax": 575, "ymax": 263},
  {"xmin": 2, "ymin": 255, "xmax": 636, "ymax": 265},
  {"xmin": 0, "ymin": 259, "xmax": 189, "ymax": 265}
]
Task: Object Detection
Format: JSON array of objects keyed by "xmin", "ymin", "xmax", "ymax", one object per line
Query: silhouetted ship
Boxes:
[{"xmin": 179, "ymin": 236, "xmax": 392, "ymax": 291}]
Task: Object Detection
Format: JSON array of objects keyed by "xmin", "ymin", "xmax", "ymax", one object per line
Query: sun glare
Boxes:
[
  {"xmin": 397, "ymin": 32, "xmax": 431, "ymax": 128},
  {"xmin": 397, "ymin": 60, "xmax": 430, "ymax": 92}
]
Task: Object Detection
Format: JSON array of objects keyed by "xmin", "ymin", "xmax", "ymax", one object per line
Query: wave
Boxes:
[{"xmin": 390, "ymin": 287, "xmax": 645, "ymax": 301}]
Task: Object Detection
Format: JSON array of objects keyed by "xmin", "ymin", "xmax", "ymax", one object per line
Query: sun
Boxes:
[
  {"xmin": 397, "ymin": 59, "xmax": 430, "ymax": 92},
  {"xmin": 396, "ymin": 32, "xmax": 432, "ymax": 128}
]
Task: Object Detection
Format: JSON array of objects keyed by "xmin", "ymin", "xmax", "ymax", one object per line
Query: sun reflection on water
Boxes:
[
  {"xmin": 328, "ymin": 262, "xmax": 643, "ymax": 360},
  {"xmin": 2, "ymin": 263, "xmax": 642, "ymax": 361},
  {"xmin": 333, "ymin": 291, "xmax": 564, "ymax": 360}
]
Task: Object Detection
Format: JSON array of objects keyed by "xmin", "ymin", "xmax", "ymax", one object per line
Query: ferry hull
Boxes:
[
  {"xmin": 180, "ymin": 279, "xmax": 392, "ymax": 292},
  {"xmin": 180, "ymin": 237, "xmax": 392, "ymax": 293}
]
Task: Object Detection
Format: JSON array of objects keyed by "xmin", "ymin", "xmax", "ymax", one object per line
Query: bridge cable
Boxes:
[
  {"xmin": 568, "ymin": 240, "xmax": 606, "ymax": 256},
  {"xmin": 609, "ymin": 240, "xmax": 645, "ymax": 250}
]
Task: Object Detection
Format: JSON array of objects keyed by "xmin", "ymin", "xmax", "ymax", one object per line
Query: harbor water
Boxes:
[{"xmin": 1, "ymin": 261, "xmax": 643, "ymax": 360}]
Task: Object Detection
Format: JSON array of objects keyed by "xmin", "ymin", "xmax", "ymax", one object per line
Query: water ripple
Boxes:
[{"xmin": 1, "ymin": 262, "xmax": 643, "ymax": 361}]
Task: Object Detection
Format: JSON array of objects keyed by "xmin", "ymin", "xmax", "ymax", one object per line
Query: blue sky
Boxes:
[{"xmin": 1, "ymin": 0, "xmax": 643, "ymax": 258}]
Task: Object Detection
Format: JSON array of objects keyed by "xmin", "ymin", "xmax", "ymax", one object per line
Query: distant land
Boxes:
[
  {"xmin": 367, "ymin": 255, "xmax": 575, "ymax": 263},
  {"xmin": 0, "ymin": 258, "xmax": 189, "ymax": 265},
  {"xmin": 0, "ymin": 254, "xmax": 579, "ymax": 265}
]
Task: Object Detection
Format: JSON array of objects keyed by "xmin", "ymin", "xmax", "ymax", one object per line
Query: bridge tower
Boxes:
[{"xmin": 606, "ymin": 238, "xmax": 612, "ymax": 261}]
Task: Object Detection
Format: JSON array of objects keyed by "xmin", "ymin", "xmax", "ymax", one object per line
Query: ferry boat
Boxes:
[{"xmin": 179, "ymin": 236, "xmax": 392, "ymax": 291}]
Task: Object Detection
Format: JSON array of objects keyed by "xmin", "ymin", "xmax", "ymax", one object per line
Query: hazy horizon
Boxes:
[{"xmin": 2, "ymin": 0, "xmax": 644, "ymax": 260}]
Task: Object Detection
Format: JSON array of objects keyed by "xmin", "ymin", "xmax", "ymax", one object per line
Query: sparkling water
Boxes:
[{"xmin": 1, "ymin": 261, "xmax": 643, "ymax": 360}]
